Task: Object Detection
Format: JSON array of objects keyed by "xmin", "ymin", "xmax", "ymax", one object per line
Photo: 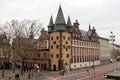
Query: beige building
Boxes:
[
  {"xmin": 48, "ymin": 6, "xmax": 100, "ymax": 71},
  {"xmin": 99, "ymin": 37, "xmax": 111, "ymax": 64},
  {"xmin": 50, "ymin": 32, "xmax": 71, "ymax": 71},
  {"xmin": 48, "ymin": 6, "xmax": 72, "ymax": 71}
]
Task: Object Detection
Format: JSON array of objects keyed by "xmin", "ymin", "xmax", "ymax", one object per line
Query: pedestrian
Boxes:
[
  {"xmin": 15, "ymin": 73, "xmax": 20, "ymax": 80},
  {"xmin": 9, "ymin": 76, "xmax": 11, "ymax": 80},
  {"xmin": 28, "ymin": 72, "xmax": 31, "ymax": 79}
]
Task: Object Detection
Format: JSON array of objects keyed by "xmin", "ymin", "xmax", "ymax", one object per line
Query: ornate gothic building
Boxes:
[
  {"xmin": 48, "ymin": 6, "xmax": 100, "ymax": 70},
  {"xmin": 13, "ymin": 6, "xmax": 100, "ymax": 71}
]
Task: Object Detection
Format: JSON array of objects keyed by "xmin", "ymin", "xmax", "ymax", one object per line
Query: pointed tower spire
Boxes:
[
  {"xmin": 55, "ymin": 5, "xmax": 66, "ymax": 24},
  {"xmin": 29, "ymin": 23, "xmax": 34, "ymax": 38},
  {"xmin": 48, "ymin": 15, "xmax": 53, "ymax": 26},
  {"xmin": 67, "ymin": 16, "xmax": 72, "ymax": 26},
  {"xmin": 89, "ymin": 23, "xmax": 91, "ymax": 31}
]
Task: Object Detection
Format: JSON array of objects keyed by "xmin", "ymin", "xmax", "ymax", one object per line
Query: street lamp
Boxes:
[
  {"xmin": 92, "ymin": 61, "xmax": 95, "ymax": 79},
  {"xmin": 110, "ymin": 31, "xmax": 116, "ymax": 71},
  {"xmin": 12, "ymin": 38, "xmax": 16, "ymax": 73}
]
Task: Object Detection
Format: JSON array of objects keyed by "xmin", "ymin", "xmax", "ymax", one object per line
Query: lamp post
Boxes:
[
  {"xmin": 92, "ymin": 61, "xmax": 95, "ymax": 79},
  {"xmin": 110, "ymin": 31, "xmax": 116, "ymax": 71},
  {"xmin": 12, "ymin": 38, "xmax": 16, "ymax": 73}
]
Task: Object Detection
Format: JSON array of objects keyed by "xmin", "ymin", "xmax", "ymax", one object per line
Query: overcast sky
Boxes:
[{"xmin": 0, "ymin": 0, "xmax": 120, "ymax": 44}]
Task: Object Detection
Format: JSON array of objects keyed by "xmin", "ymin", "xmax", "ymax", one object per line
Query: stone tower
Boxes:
[{"xmin": 48, "ymin": 6, "xmax": 72, "ymax": 71}]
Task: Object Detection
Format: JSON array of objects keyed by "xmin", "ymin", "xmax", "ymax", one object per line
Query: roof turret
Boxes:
[
  {"xmin": 55, "ymin": 5, "xmax": 66, "ymax": 25},
  {"xmin": 67, "ymin": 16, "xmax": 72, "ymax": 26},
  {"xmin": 48, "ymin": 15, "xmax": 53, "ymax": 26}
]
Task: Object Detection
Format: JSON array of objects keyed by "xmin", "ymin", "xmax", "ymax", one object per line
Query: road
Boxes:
[
  {"xmin": 48, "ymin": 62, "xmax": 120, "ymax": 80},
  {"xmin": 0, "ymin": 62, "xmax": 120, "ymax": 80}
]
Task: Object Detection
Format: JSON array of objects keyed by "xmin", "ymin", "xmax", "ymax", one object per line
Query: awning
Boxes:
[{"xmin": 34, "ymin": 64, "xmax": 39, "ymax": 68}]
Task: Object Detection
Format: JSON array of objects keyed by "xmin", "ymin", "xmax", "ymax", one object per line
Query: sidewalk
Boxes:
[
  {"xmin": 0, "ymin": 69, "xmax": 31, "ymax": 80},
  {"xmin": 48, "ymin": 62, "xmax": 119, "ymax": 79}
]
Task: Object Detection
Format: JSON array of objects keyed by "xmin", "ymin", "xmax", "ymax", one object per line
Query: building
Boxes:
[
  {"xmin": 110, "ymin": 43, "xmax": 120, "ymax": 61},
  {"xmin": 48, "ymin": 6, "xmax": 72, "ymax": 71},
  {"xmin": 13, "ymin": 6, "xmax": 107, "ymax": 71},
  {"xmin": 71, "ymin": 22, "xmax": 100, "ymax": 69},
  {"xmin": 99, "ymin": 37, "xmax": 111, "ymax": 64},
  {"xmin": 13, "ymin": 26, "xmax": 50, "ymax": 71},
  {"xmin": 48, "ymin": 6, "xmax": 100, "ymax": 70},
  {"xmin": 0, "ymin": 33, "xmax": 10, "ymax": 68},
  {"xmin": 36, "ymin": 28, "xmax": 50, "ymax": 70}
]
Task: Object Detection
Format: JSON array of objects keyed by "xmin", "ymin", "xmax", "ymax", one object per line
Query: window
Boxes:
[
  {"xmin": 76, "ymin": 34, "xmax": 77, "ymax": 37},
  {"xmin": 71, "ymin": 58, "xmax": 73, "ymax": 63},
  {"xmin": 51, "ymin": 54, "xmax": 53, "ymax": 58},
  {"xmin": 77, "ymin": 57, "xmax": 79, "ymax": 63},
  {"xmin": 56, "ymin": 36, "xmax": 59, "ymax": 40},
  {"xmin": 44, "ymin": 53, "xmax": 47, "ymax": 58},
  {"xmin": 67, "ymin": 54, "xmax": 69, "ymax": 58},
  {"xmin": 56, "ymin": 54, "xmax": 59, "ymax": 58},
  {"xmin": 53, "ymin": 41, "xmax": 56, "ymax": 44},
  {"xmin": 74, "ymin": 57, "xmax": 76, "ymax": 63},
  {"xmin": 63, "ymin": 36, "xmax": 65, "ymax": 40},
  {"xmin": 66, "ymin": 41, "xmax": 68, "ymax": 44},
  {"xmin": 66, "ymin": 63, "xmax": 68, "ymax": 65},
  {"xmin": 38, "ymin": 54, "xmax": 40, "ymax": 57},
  {"xmin": 56, "ymin": 45, "xmax": 59, "ymax": 49},
  {"xmin": 51, "ymin": 37, "xmax": 53, "ymax": 40},
  {"xmin": 63, "ymin": 45, "xmax": 65, "ymax": 49},
  {"xmin": 37, "ymin": 43, "xmax": 39, "ymax": 49},
  {"xmin": 51, "ymin": 45, "xmax": 53, "ymax": 49},
  {"xmin": 68, "ymin": 37, "xmax": 70, "ymax": 40}
]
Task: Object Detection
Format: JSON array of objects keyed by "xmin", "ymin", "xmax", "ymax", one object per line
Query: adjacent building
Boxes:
[
  {"xmin": 0, "ymin": 33, "xmax": 10, "ymax": 68},
  {"xmin": 99, "ymin": 37, "xmax": 111, "ymax": 64},
  {"xmin": 48, "ymin": 6, "xmax": 100, "ymax": 70},
  {"xmin": 11, "ymin": 6, "xmax": 120, "ymax": 71}
]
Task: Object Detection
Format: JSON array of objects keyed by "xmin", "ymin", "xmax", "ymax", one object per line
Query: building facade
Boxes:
[
  {"xmin": 0, "ymin": 33, "xmax": 10, "ymax": 68},
  {"xmin": 48, "ymin": 6, "xmax": 72, "ymax": 71},
  {"xmin": 36, "ymin": 28, "xmax": 50, "ymax": 70},
  {"xmin": 99, "ymin": 37, "xmax": 111, "ymax": 64},
  {"xmin": 71, "ymin": 22, "xmax": 100, "ymax": 69},
  {"xmin": 48, "ymin": 6, "xmax": 100, "ymax": 70},
  {"xmin": 110, "ymin": 44, "xmax": 120, "ymax": 61},
  {"xmin": 13, "ymin": 6, "xmax": 103, "ymax": 71}
]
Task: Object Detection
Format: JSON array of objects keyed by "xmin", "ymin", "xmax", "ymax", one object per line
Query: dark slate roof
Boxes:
[
  {"xmin": 87, "ymin": 31, "xmax": 92, "ymax": 37},
  {"xmin": 67, "ymin": 16, "xmax": 72, "ymax": 26},
  {"xmin": 55, "ymin": 6, "xmax": 66, "ymax": 25},
  {"xmin": 48, "ymin": 16, "xmax": 54, "ymax": 26},
  {"xmin": 80, "ymin": 30, "xmax": 99, "ymax": 41},
  {"xmin": 80, "ymin": 30, "xmax": 89, "ymax": 40},
  {"xmin": 87, "ymin": 30, "xmax": 99, "ymax": 38}
]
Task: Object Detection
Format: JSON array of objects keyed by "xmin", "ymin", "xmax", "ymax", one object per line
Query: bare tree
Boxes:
[
  {"xmin": 0, "ymin": 19, "xmax": 43, "ymax": 75},
  {"xmin": 3, "ymin": 19, "xmax": 42, "ymax": 42}
]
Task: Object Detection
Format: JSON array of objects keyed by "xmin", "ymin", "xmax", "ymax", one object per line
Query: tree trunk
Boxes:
[{"xmin": 21, "ymin": 58, "xmax": 24, "ymax": 75}]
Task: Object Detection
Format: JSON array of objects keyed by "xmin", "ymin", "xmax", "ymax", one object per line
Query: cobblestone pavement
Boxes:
[
  {"xmin": 0, "ymin": 69, "xmax": 28, "ymax": 80},
  {"xmin": 0, "ymin": 69, "xmax": 59, "ymax": 80},
  {"xmin": 0, "ymin": 62, "xmax": 118, "ymax": 80}
]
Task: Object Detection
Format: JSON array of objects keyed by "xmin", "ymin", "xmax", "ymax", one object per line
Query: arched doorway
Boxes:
[
  {"xmin": 53, "ymin": 64, "xmax": 56, "ymax": 71},
  {"xmin": 44, "ymin": 63, "xmax": 47, "ymax": 70},
  {"xmin": 41, "ymin": 64, "xmax": 43, "ymax": 70}
]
